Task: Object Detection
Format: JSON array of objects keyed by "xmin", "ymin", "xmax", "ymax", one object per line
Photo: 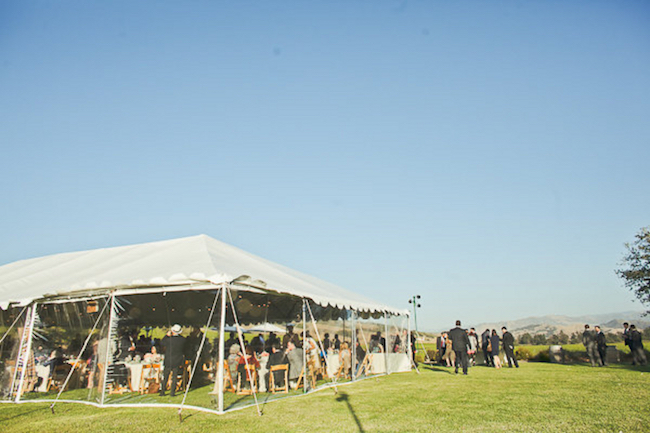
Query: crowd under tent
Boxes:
[{"xmin": 0, "ymin": 235, "xmax": 411, "ymax": 415}]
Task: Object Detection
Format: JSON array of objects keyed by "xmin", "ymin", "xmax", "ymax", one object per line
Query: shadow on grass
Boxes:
[
  {"xmin": 422, "ymin": 365, "xmax": 454, "ymax": 374},
  {"xmin": 336, "ymin": 392, "xmax": 364, "ymax": 433},
  {"xmin": 0, "ymin": 405, "xmax": 47, "ymax": 422}
]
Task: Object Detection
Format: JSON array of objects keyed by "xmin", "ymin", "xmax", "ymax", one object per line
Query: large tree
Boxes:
[{"xmin": 616, "ymin": 226, "xmax": 650, "ymax": 313}]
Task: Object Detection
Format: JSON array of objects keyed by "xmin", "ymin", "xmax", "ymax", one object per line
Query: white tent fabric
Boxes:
[
  {"xmin": 247, "ymin": 322, "xmax": 286, "ymax": 333},
  {"xmin": 0, "ymin": 235, "xmax": 405, "ymax": 314}
]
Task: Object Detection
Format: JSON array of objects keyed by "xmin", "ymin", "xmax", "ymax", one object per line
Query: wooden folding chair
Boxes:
[
  {"xmin": 355, "ymin": 353, "xmax": 373, "ymax": 378},
  {"xmin": 296, "ymin": 361, "xmax": 317, "ymax": 390},
  {"xmin": 236, "ymin": 364, "xmax": 257, "ymax": 395},
  {"xmin": 47, "ymin": 364, "xmax": 72, "ymax": 392},
  {"xmin": 219, "ymin": 360, "xmax": 236, "ymax": 393},
  {"xmin": 139, "ymin": 363, "xmax": 161, "ymax": 394},
  {"xmin": 269, "ymin": 364, "xmax": 289, "ymax": 394}
]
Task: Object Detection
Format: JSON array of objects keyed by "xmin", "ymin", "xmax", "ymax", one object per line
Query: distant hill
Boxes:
[{"xmin": 471, "ymin": 311, "xmax": 649, "ymax": 337}]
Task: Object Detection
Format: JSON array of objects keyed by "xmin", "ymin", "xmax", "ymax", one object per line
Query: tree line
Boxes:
[{"xmin": 517, "ymin": 328, "xmax": 650, "ymax": 346}]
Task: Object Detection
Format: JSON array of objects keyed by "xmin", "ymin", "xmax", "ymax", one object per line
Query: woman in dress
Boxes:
[{"xmin": 490, "ymin": 329, "xmax": 502, "ymax": 369}]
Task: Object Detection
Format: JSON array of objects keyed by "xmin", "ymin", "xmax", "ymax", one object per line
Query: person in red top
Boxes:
[{"xmin": 237, "ymin": 346, "xmax": 260, "ymax": 388}]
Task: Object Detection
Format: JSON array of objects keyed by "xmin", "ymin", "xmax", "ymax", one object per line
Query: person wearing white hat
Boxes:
[{"xmin": 159, "ymin": 324, "xmax": 186, "ymax": 397}]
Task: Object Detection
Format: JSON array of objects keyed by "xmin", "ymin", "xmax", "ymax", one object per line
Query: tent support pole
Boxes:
[
  {"xmin": 406, "ymin": 314, "xmax": 420, "ymax": 374},
  {"xmin": 51, "ymin": 297, "xmax": 110, "ymax": 411},
  {"xmin": 351, "ymin": 311, "xmax": 357, "ymax": 381},
  {"xmin": 14, "ymin": 303, "xmax": 36, "ymax": 402},
  {"xmin": 383, "ymin": 312, "xmax": 389, "ymax": 375},
  {"xmin": 179, "ymin": 288, "xmax": 221, "ymax": 421},
  {"xmin": 302, "ymin": 299, "xmax": 307, "ymax": 394},
  {"xmin": 305, "ymin": 301, "xmax": 337, "ymax": 393},
  {"xmin": 213, "ymin": 283, "xmax": 227, "ymax": 413},
  {"xmin": 100, "ymin": 293, "xmax": 116, "ymax": 406},
  {"xmin": 227, "ymin": 287, "xmax": 262, "ymax": 416}
]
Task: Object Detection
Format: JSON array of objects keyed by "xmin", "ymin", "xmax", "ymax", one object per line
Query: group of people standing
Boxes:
[{"xmin": 438, "ymin": 321, "xmax": 518, "ymax": 375}]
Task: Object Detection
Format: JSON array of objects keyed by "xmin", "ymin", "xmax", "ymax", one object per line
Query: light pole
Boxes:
[{"xmin": 408, "ymin": 295, "xmax": 421, "ymax": 334}]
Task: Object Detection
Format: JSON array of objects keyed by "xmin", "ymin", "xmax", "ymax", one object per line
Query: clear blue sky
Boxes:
[{"xmin": 1, "ymin": 1, "xmax": 648, "ymax": 330}]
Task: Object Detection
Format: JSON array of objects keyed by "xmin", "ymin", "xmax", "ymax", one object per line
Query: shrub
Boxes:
[
  {"xmin": 532, "ymin": 350, "xmax": 550, "ymax": 363},
  {"xmin": 516, "ymin": 347, "xmax": 532, "ymax": 361}
]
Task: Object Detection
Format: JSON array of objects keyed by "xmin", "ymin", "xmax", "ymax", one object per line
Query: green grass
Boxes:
[{"xmin": 1, "ymin": 362, "xmax": 649, "ymax": 432}]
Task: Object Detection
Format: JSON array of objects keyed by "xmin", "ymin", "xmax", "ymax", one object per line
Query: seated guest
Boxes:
[
  {"xmin": 266, "ymin": 342, "xmax": 288, "ymax": 389},
  {"xmin": 143, "ymin": 345, "xmax": 162, "ymax": 363},
  {"xmin": 43, "ymin": 348, "xmax": 65, "ymax": 377},
  {"xmin": 227, "ymin": 342, "xmax": 241, "ymax": 382},
  {"xmin": 237, "ymin": 346, "xmax": 260, "ymax": 389},
  {"xmin": 285, "ymin": 340, "xmax": 303, "ymax": 389}
]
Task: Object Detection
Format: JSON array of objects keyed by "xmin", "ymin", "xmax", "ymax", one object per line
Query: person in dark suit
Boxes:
[
  {"xmin": 501, "ymin": 327, "xmax": 519, "ymax": 368},
  {"xmin": 629, "ymin": 325, "xmax": 647, "ymax": 366},
  {"xmin": 623, "ymin": 322, "xmax": 631, "ymax": 350},
  {"xmin": 267, "ymin": 342, "xmax": 288, "ymax": 388},
  {"xmin": 448, "ymin": 320, "xmax": 470, "ymax": 375},
  {"xmin": 594, "ymin": 325, "xmax": 607, "ymax": 366},
  {"xmin": 159, "ymin": 324, "xmax": 186, "ymax": 397},
  {"xmin": 481, "ymin": 329, "xmax": 492, "ymax": 367},
  {"xmin": 582, "ymin": 324, "xmax": 598, "ymax": 367}
]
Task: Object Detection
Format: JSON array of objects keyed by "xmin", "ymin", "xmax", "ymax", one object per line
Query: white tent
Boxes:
[
  {"xmin": 0, "ymin": 235, "xmax": 411, "ymax": 415},
  {"xmin": 0, "ymin": 234, "xmax": 403, "ymax": 315}
]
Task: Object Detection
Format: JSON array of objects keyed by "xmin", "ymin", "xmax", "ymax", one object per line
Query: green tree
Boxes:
[
  {"xmin": 518, "ymin": 333, "xmax": 533, "ymax": 345},
  {"xmin": 569, "ymin": 332, "xmax": 581, "ymax": 344},
  {"xmin": 616, "ymin": 226, "xmax": 650, "ymax": 313},
  {"xmin": 557, "ymin": 330, "xmax": 569, "ymax": 345},
  {"xmin": 532, "ymin": 334, "xmax": 547, "ymax": 345}
]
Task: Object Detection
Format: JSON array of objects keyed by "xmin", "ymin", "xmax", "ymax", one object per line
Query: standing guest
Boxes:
[
  {"xmin": 467, "ymin": 328, "xmax": 479, "ymax": 367},
  {"xmin": 490, "ymin": 330, "xmax": 502, "ymax": 369},
  {"xmin": 448, "ymin": 320, "xmax": 470, "ymax": 375},
  {"xmin": 282, "ymin": 324, "xmax": 300, "ymax": 349},
  {"xmin": 376, "ymin": 332, "xmax": 386, "ymax": 352},
  {"xmin": 623, "ymin": 322, "xmax": 631, "ymax": 351},
  {"xmin": 410, "ymin": 332, "xmax": 417, "ymax": 366},
  {"xmin": 442, "ymin": 333, "xmax": 454, "ymax": 367},
  {"xmin": 323, "ymin": 333, "xmax": 331, "ymax": 352},
  {"xmin": 481, "ymin": 329, "xmax": 493, "ymax": 367},
  {"xmin": 501, "ymin": 327, "xmax": 519, "ymax": 368},
  {"xmin": 594, "ymin": 326, "xmax": 607, "ymax": 366},
  {"xmin": 285, "ymin": 340, "xmax": 303, "ymax": 389},
  {"xmin": 582, "ymin": 324, "xmax": 598, "ymax": 367},
  {"xmin": 333, "ymin": 334, "xmax": 342, "ymax": 351},
  {"xmin": 436, "ymin": 333, "xmax": 446, "ymax": 364},
  {"xmin": 629, "ymin": 325, "xmax": 647, "ymax": 366},
  {"xmin": 159, "ymin": 324, "xmax": 186, "ymax": 397},
  {"xmin": 339, "ymin": 342, "xmax": 352, "ymax": 378}
]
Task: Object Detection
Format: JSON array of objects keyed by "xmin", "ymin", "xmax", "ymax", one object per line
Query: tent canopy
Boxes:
[{"xmin": 0, "ymin": 235, "xmax": 405, "ymax": 315}]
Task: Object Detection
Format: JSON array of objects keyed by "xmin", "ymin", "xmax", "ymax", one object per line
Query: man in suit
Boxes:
[
  {"xmin": 582, "ymin": 324, "xmax": 598, "ymax": 367},
  {"xmin": 501, "ymin": 327, "xmax": 519, "ymax": 368},
  {"xmin": 594, "ymin": 325, "xmax": 607, "ymax": 366},
  {"xmin": 159, "ymin": 324, "xmax": 186, "ymax": 397},
  {"xmin": 629, "ymin": 324, "xmax": 647, "ymax": 366},
  {"xmin": 448, "ymin": 320, "xmax": 470, "ymax": 375}
]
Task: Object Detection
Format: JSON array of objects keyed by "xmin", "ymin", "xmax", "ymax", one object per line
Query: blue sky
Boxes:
[{"xmin": 1, "ymin": 1, "xmax": 648, "ymax": 330}]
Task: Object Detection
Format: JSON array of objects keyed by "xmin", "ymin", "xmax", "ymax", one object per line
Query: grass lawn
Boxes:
[{"xmin": 1, "ymin": 362, "xmax": 649, "ymax": 432}]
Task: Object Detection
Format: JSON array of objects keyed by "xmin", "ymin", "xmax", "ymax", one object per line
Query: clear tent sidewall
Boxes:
[{"xmin": 1, "ymin": 284, "xmax": 410, "ymax": 414}]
